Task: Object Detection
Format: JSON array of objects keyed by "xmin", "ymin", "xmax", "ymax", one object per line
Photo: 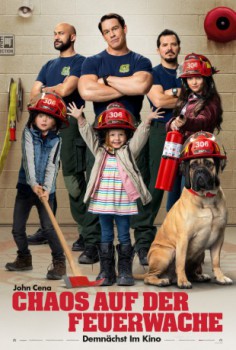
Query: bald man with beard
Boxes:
[{"xmin": 28, "ymin": 23, "xmax": 101, "ymax": 265}]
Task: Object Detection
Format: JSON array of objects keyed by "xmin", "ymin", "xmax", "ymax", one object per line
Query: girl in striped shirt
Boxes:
[{"xmin": 68, "ymin": 102, "xmax": 163, "ymax": 286}]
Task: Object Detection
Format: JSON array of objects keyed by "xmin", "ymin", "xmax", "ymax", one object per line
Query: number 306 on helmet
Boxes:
[
  {"xmin": 94, "ymin": 102, "xmax": 136, "ymax": 131},
  {"xmin": 28, "ymin": 92, "xmax": 69, "ymax": 127}
]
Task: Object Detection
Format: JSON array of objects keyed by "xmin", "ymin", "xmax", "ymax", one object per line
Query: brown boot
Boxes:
[
  {"xmin": 5, "ymin": 253, "xmax": 32, "ymax": 271},
  {"xmin": 46, "ymin": 259, "xmax": 66, "ymax": 280}
]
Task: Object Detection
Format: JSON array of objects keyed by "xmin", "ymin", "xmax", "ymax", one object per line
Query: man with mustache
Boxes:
[
  {"xmin": 131, "ymin": 29, "xmax": 182, "ymax": 265},
  {"xmin": 28, "ymin": 22, "xmax": 101, "ymax": 264}
]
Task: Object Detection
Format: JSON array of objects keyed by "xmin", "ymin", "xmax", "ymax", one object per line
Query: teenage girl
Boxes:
[{"xmin": 166, "ymin": 53, "xmax": 223, "ymax": 210}]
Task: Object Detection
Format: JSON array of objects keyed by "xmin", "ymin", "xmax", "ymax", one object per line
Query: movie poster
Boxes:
[{"xmin": 1, "ymin": 228, "xmax": 236, "ymax": 350}]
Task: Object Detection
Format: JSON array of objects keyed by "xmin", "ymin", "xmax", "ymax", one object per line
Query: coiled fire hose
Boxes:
[{"xmin": 0, "ymin": 79, "xmax": 17, "ymax": 175}]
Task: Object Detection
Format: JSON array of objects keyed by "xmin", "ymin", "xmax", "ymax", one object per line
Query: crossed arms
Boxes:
[
  {"xmin": 30, "ymin": 76, "xmax": 79, "ymax": 100},
  {"xmin": 78, "ymin": 71, "xmax": 153, "ymax": 102}
]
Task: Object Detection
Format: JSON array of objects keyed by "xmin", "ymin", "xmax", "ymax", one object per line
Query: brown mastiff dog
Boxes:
[{"xmin": 136, "ymin": 133, "xmax": 233, "ymax": 289}]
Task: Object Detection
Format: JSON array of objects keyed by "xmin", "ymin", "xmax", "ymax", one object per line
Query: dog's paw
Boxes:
[
  {"xmin": 157, "ymin": 278, "xmax": 172, "ymax": 287},
  {"xmin": 177, "ymin": 280, "xmax": 192, "ymax": 289},
  {"xmin": 193, "ymin": 273, "xmax": 211, "ymax": 283},
  {"xmin": 215, "ymin": 276, "xmax": 233, "ymax": 285},
  {"xmin": 144, "ymin": 276, "xmax": 171, "ymax": 287}
]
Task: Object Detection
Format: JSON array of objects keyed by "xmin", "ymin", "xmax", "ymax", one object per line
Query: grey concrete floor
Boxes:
[{"xmin": 1, "ymin": 225, "xmax": 236, "ymax": 350}]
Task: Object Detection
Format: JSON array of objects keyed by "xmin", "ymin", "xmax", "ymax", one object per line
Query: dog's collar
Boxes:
[{"xmin": 188, "ymin": 188, "xmax": 217, "ymax": 198}]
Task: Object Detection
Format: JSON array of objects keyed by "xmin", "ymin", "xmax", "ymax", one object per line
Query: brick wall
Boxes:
[{"xmin": 0, "ymin": 0, "xmax": 235, "ymax": 225}]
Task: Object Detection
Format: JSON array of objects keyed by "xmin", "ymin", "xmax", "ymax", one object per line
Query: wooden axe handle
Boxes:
[{"xmin": 41, "ymin": 196, "xmax": 83, "ymax": 277}]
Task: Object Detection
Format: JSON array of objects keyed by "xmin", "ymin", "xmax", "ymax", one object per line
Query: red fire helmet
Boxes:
[
  {"xmin": 94, "ymin": 102, "xmax": 136, "ymax": 131},
  {"xmin": 180, "ymin": 131, "xmax": 226, "ymax": 161},
  {"xmin": 28, "ymin": 92, "xmax": 69, "ymax": 127},
  {"xmin": 179, "ymin": 53, "xmax": 218, "ymax": 78}
]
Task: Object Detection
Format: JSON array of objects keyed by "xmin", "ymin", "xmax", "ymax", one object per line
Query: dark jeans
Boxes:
[
  {"xmin": 166, "ymin": 175, "xmax": 185, "ymax": 211},
  {"xmin": 12, "ymin": 188, "xmax": 64, "ymax": 260},
  {"xmin": 34, "ymin": 194, "xmax": 57, "ymax": 233},
  {"xmin": 99, "ymin": 214, "xmax": 131, "ymax": 244},
  {"xmin": 131, "ymin": 122, "xmax": 166, "ymax": 250},
  {"xmin": 166, "ymin": 173, "xmax": 182, "ymax": 212},
  {"xmin": 60, "ymin": 120, "xmax": 101, "ymax": 247},
  {"xmin": 64, "ymin": 169, "xmax": 101, "ymax": 246}
]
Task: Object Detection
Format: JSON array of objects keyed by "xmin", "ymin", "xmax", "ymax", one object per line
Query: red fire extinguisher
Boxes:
[{"xmin": 155, "ymin": 131, "xmax": 183, "ymax": 191}]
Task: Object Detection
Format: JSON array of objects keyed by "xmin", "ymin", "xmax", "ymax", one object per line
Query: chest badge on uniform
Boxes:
[
  {"xmin": 61, "ymin": 66, "xmax": 70, "ymax": 76},
  {"xmin": 119, "ymin": 64, "xmax": 130, "ymax": 73}
]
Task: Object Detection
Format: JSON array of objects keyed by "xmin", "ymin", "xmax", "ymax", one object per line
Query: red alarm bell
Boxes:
[{"xmin": 204, "ymin": 7, "xmax": 236, "ymax": 43}]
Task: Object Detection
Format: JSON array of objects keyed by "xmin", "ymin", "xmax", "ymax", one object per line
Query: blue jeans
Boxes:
[
  {"xmin": 99, "ymin": 214, "xmax": 131, "ymax": 244},
  {"xmin": 12, "ymin": 186, "xmax": 64, "ymax": 260}
]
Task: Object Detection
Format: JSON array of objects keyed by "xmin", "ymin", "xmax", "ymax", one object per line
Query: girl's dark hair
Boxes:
[
  {"xmin": 173, "ymin": 76, "xmax": 223, "ymax": 133},
  {"xmin": 27, "ymin": 111, "xmax": 62, "ymax": 132},
  {"xmin": 96, "ymin": 128, "xmax": 134, "ymax": 146}
]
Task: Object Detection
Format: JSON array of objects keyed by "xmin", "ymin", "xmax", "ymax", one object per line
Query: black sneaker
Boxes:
[
  {"xmin": 78, "ymin": 245, "xmax": 99, "ymax": 264},
  {"xmin": 72, "ymin": 236, "xmax": 85, "ymax": 252},
  {"xmin": 137, "ymin": 247, "xmax": 149, "ymax": 266},
  {"xmin": 28, "ymin": 228, "xmax": 48, "ymax": 245}
]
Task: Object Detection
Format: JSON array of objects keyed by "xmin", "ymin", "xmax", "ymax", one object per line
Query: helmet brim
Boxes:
[
  {"xmin": 94, "ymin": 124, "xmax": 136, "ymax": 131},
  {"xmin": 180, "ymin": 73, "xmax": 211, "ymax": 78},
  {"xmin": 180, "ymin": 153, "xmax": 226, "ymax": 161},
  {"xmin": 28, "ymin": 106, "xmax": 69, "ymax": 127}
]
